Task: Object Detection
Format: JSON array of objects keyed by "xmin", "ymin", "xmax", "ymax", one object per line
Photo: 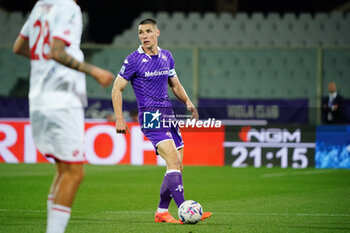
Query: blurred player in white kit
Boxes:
[{"xmin": 13, "ymin": 0, "xmax": 114, "ymax": 232}]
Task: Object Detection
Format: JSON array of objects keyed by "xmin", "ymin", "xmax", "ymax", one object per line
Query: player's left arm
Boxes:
[
  {"xmin": 13, "ymin": 36, "xmax": 30, "ymax": 58},
  {"xmin": 168, "ymin": 76, "xmax": 199, "ymax": 120}
]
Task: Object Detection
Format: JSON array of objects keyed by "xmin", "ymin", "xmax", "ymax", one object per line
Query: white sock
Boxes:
[
  {"xmin": 166, "ymin": 169, "xmax": 181, "ymax": 174},
  {"xmin": 47, "ymin": 194, "xmax": 54, "ymax": 219},
  {"xmin": 46, "ymin": 204, "xmax": 71, "ymax": 233},
  {"xmin": 157, "ymin": 207, "xmax": 168, "ymax": 213}
]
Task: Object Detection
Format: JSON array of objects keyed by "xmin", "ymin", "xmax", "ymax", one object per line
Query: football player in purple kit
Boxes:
[{"xmin": 111, "ymin": 18, "xmax": 212, "ymax": 223}]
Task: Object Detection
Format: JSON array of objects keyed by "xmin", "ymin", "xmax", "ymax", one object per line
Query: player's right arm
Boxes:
[
  {"xmin": 13, "ymin": 36, "xmax": 30, "ymax": 58},
  {"xmin": 49, "ymin": 39, "xmax": 113, "ymax": 88},
  {"xmin": 112, "ymin": 75, "xmax": 130, "ymax": 134}
]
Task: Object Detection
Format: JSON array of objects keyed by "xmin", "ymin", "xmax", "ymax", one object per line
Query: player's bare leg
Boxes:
[
  {"xmin": 178, "ymin": 148, "xmax": 184, "ymax": 172},
  {"xmin": 157, "ymin": 140, "xmax": 182, "ymax": 171},
  {"xmin": 46, "ymin": 162, "xmax": 84, "ymax": 233},
  {"xmin": 54, "ymin": 162, "xmax": 84, "ymax": 206},
  {"xmin": 154, "ymin": 140, "xmax": 183, "ymax": 223},
  {"xmin": 47, "ymin": 170, "xmax": 62, "ymax": 221}
]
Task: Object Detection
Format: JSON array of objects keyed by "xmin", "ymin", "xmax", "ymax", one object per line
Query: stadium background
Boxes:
[
  {"xmin": 0, "ymin": 0, "xmax": 349, "ymax": 168},
  {"xmin": 0, "ymin": 1, "xmax": 350, "ymax": 233}
]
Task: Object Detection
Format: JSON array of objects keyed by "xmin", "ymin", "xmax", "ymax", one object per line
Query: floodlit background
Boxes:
[{"xmin": 0, "ymin": 1, "xmax": 350, "ymax": 232}]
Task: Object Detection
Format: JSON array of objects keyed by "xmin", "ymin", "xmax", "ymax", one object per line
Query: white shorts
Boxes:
[{"xmin": 30, "ymin": 108, "xmax": 85, "ymax": 164}]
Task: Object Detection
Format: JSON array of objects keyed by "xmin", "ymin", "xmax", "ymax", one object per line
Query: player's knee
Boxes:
[
  {"xmin": 168, "ymin": 153, "xmax": 181, "ymax": 169},
  {"xmin": 76, "ymin": 169, "xmax": 85, "ymax": 183},
  {"xmin": 70, "ymin": 167, "xmax": 84, "ymax": 184}
]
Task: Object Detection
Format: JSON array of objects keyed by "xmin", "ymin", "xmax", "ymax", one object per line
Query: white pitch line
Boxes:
[
  {"xmin": 1, "ymin": 209, "xmax": 349, "ymax": 217},
  {"xmin": 0, "ymin": 209, "xmax": 45, "ymax": 213},
  {"xmin": 103, "ymin": 211, "xmax": 154, "ymax": 214},
  {"xmin": 214, "ymin": 212, "xmax": 350, "ymax": 217}
]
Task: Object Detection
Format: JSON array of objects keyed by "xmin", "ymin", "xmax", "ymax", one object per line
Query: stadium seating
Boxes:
[
  {"xmin": 2, "ymin": 10, "xmax": 348, "ymax": 47},
  {"xmin": 0, "ymin": 48, "xmax": 30, "ymax": 96},
  {"xmin": 85, "ymin": 48, "xmax": 136, "ymax": 100},
  {"xmin": 113, "ymin": 12, "xmax": 350, "ymax": 47},
  {"xmin": 2, "ymin": 45, "xmax": 348, "ymax": 109},
  {"xmin": 323, "ymin": 49, "xmax": 350, "ymax": 97},
  {"xmin": 1, "ymin": 11, "xmax": 349, "ymax": 123},
  {"xmin": 198, "ymin": 49, "xmax": 317, "ymax": 102}
]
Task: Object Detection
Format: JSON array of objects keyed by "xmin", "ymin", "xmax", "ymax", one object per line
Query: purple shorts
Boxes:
[{"xmin": 141, "ymin": 124, "xmax": 184, "ymax": 155}]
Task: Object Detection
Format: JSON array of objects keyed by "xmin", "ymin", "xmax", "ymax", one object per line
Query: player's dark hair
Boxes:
[{"xmin": 139, "ymin": 18, "xmax": 157, "ymax": 26}]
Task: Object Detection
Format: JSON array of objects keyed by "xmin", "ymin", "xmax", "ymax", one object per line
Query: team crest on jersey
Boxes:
[
  {"xmin": 166, "ymin": 131, "xmax": 172, "ymax": 138},
  {"xmin": 162, "ymin": 55, "xmax": 167, "ymax": 62},
  {"xmin": 142, "ymin": 58, "xmax": 149, "ymax": 63}
]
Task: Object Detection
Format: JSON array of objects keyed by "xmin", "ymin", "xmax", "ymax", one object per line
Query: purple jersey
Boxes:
[
  {"xmin": 118, "ymin": 46, "xmax": 177, "ymax": 110},
  {"xmin": 118, "ymin": 46, "xmax": 184, "ymax": 153}
]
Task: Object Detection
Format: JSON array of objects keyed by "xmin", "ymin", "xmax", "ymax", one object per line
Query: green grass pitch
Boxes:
[{"xmin": 0, "ymin": 163, "xmax": 350, "ymax": 233}]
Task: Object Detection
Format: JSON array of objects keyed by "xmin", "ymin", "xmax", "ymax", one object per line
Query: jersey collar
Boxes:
[{"xmin": 138, "ymin": 45, "xmax": 162, "ymax": 59}]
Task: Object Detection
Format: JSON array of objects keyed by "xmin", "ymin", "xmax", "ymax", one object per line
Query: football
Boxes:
[{"xmin": 178, "ymin": 200, "xmax": 203, "ymax": 224}]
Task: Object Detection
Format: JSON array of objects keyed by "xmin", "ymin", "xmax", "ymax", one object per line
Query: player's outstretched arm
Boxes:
[
  {"xmin": 112, "ymin": 75, "xmax": 130, "ymax": 134},
  {"xmin": 50, "ymin": 39, "xmax": 114, "ymax": 88},
  {"xmin": 168, "ymin": 76, "xmax": 199, "ymax": 120},
  {"xmin": 13, "ymin": 36, "xmax": 30, "ymax": 58}
]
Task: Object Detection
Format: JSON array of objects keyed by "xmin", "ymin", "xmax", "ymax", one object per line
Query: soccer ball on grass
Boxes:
[{"xmin": 178, "ymin": 200, "xmax": 203, "ymax": 224}]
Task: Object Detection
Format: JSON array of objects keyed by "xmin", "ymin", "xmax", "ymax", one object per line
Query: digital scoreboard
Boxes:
[{"xmin": 224, "ymin": 125, "xmax": 316, "ymax": 168}]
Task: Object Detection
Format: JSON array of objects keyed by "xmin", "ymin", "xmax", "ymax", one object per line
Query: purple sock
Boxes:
[
  {"xmin": 165, "ymin": 171, "xmax": 185, "ymax": 207},
  {"xmin": 158, "ymin": 175, "xmax": 172, "ymax": 209}
]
